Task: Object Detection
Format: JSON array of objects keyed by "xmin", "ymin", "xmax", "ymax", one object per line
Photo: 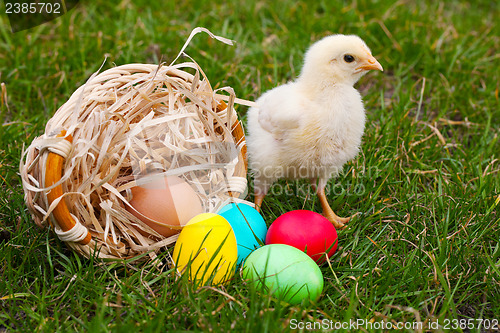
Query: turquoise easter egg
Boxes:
[
  {"xmin": 242, "ymin": 244, "xmax": 323, "ymax": 304},
  {"xmin": 218, "ymin": 203, "xmax": 267, "ymax": 265}
]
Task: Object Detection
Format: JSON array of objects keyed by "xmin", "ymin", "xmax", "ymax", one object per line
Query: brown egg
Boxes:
[{"xmin": 126, "ymin": 175, "xmax": 204, "ymax": 237}]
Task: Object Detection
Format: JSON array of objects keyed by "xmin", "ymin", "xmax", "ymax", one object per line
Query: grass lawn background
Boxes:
[{"xmin": 0, "ymin": 0, "xmax": 499, "ymax": 331}]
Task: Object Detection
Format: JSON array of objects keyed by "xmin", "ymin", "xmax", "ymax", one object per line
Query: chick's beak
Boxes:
[{"xmin": 356, "ymin": 55, "xmax": 383, "ymax": 72}]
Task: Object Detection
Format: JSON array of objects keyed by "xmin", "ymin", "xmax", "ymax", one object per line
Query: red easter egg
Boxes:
[{"xmin": 265, "ymin": 210, "xmax": 338, "ymax": 264}]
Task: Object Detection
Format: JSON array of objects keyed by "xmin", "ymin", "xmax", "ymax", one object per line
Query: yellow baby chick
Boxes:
[{"xmin": 247, "ymin": 34, "xmax": 383, "ymax": 229}]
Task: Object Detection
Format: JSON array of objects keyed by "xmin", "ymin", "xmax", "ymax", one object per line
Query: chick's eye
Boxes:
[{"xmin": 344, "ymin": 54, "xmax": 355, "ymax": 63}]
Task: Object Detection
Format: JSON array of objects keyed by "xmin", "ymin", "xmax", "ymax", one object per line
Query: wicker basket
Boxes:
[{"xmin": 19, "ymin": 30, "xmax": 250, "ymax": 260}]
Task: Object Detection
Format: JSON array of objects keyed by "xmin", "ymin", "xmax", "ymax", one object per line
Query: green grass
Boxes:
[{"xmin": 1, "ymin": 0, "xmax": 499, "ymax": 331}]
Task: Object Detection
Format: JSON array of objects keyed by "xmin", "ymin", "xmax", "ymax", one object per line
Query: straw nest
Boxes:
[{"xmin": 19, "ymin": 30, "xmax": 250, "ymax": 260}]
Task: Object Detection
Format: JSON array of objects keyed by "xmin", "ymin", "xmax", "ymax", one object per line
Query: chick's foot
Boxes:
[
  {"xmin": 322, "ymin": 208, "xmax": 351, "ymax": 229},
  {"xmin": 317, "ymin": 188, "xmax": 355, "ymax": 229}
]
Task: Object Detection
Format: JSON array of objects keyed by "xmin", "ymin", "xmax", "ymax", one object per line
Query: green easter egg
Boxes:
[{"xmin": 242, "ymin": 244, "xmax": 323, "ymax": 304}]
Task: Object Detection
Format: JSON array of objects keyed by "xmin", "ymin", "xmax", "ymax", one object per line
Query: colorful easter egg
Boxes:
[
  {"xmin": 173, "ymin": 213, "xmax": 237, "ymax": 286},
  {"xmin": 266, "ymin": 210, "xmax": 338, "ymax": 264},
  {"xmin": 218, "ymin": 203, "xmax": 267, "ymax": 265},
  {"xmin": 243, "ymin": 244, "xmax": 323, "ymax": 304}
]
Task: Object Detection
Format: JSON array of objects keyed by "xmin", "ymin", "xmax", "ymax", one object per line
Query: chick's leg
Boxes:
[
  {"xmin": 254, "ymin": 192, "xmax": 265, "ymax": 213},
  {"xmin": 312, "ymin": 179, "xmax": 351, "ymax": 229},
  {"xmin": 253, "ymin": 177, "xmax": 272, "ymax": 213}
]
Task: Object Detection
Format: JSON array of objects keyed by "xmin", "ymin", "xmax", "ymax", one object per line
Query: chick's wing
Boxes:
[{"xmin": 257, "ymin": 83, "xmax": 304, "ymax": 139}]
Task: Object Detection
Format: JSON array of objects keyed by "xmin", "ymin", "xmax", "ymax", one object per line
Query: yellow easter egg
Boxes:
[{"xmin": 173, "ymin": 213, "xmax": 237, "ymax": 286}]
